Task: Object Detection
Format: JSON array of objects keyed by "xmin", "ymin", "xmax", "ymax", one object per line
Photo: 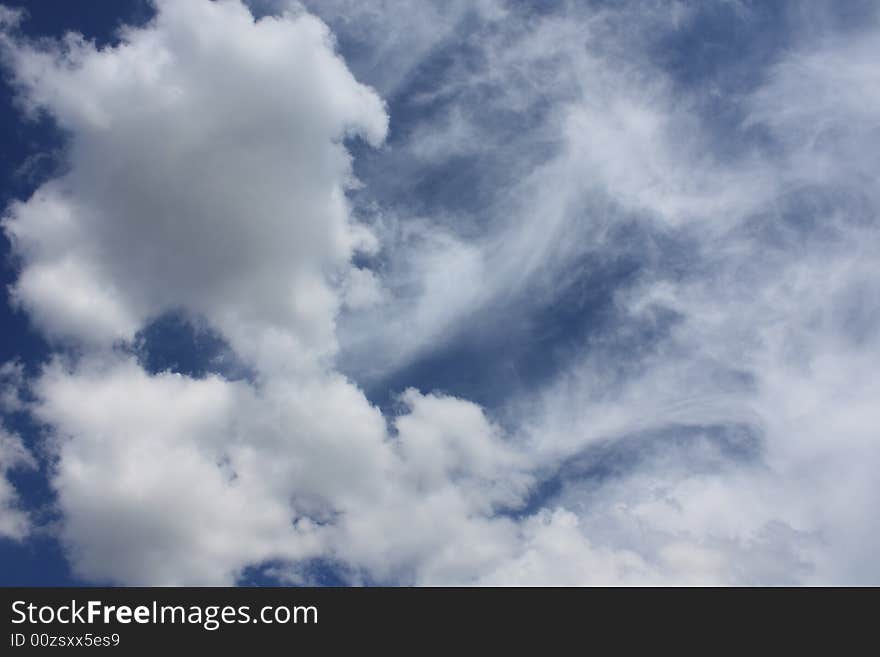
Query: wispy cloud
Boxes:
[{"xmin": 1, "ymin": 0, "xmax": 878, "ymax": 584}]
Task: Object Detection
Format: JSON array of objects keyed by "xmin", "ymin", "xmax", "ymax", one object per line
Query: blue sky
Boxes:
[{"xmin": 1, "ymin": 0, "xmax": 879, "ymax": 585}]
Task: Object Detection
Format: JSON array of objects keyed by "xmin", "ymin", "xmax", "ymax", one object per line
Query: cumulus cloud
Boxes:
[
  {"xmin": 2, "ymin": 0, "xmax": 387, "ymax": 370},
  {"xmin": 0, "ymin": 0, "xmax": 399, "ymax": 582},
  {"xmin": 31, "ymin": 355, "xmax": 535, "ymax": 584}
]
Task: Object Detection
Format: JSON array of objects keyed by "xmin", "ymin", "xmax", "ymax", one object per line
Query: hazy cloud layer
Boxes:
[{"xmin": 1, "ymin": 0, "xmax": 879, "ymax": 584}]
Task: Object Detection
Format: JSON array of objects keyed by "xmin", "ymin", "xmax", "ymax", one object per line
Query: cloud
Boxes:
[
  {"xmin": 0, "ymin": 0, "xmax": 399, "ymax": 582},
  {"xmin": 334, "ymin": 1, "xmax": 880, "ymax": 584},
  {"xmin": 0, "ymin": 361, "xmax": 34, "ymax": 541},
  {"xmin": 487, "ymin": 5, "xmax": 880, "ymax": 584},
  {"xmin": 31, "ymin": 354, "xmax": 536, "ymax": 584},
  {"xmin": 298, "ymin": 0, "xmax": 506, "ymax": 98},
  {"xmin": 474, "ymin": 509, "xmax": 658, "ymax": 586},
  {"xmin": 0, "ymin": 427, "xmax": 35, "ymax": 540},
  {"xmin": 2, "ymin": 0, "xmax": 387, "ymax": 370},
  {"xmin": 0, "ymin": 361, "xmax": 25, "ymax": 413},
  {"xmin": 33, "ymin": 356, "xmax": 345, "ymax": 584},
  {"xmin": 332, "ymin": 0, "xmax": 775, "ymax": 382},
  {"xmin": 2, "ymin": 0, "xmax": 880, "ymax": 585}
]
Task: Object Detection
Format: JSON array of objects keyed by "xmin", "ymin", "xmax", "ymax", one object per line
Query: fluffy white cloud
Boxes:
[
  {"xmin": 31, "ymin": 355, "xmax": 535, "ymax": 584},
  {"xmin": 2, "ymin": 0, "xmax": 387, "ymax": 370},
  {"xmin": 475, "ymin": 509, "xmax": 659, "ymax": 586},
  {"xmin": 0, "ymin": 0, "xmax": 399, "ymax": 582}
]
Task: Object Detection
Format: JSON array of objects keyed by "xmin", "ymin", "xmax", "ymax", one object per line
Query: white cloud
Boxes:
[
  {"xmin": 340, "ymin": 267, "xmax": 384, "ymax": 310},
  {"xmin": 0, "ymin": 0, "xmax": 397, "ymax": 582},
  {"xmin": 32, "ymin": 354, "xmax": 536, "ymax": 584},
  {"xmin": 333, "ymin": 1, "xmax": 775, "ymax": 378},
  {"xmin": 337, "ymin": 2, "xmax": 880, "ymax": 585},
  {"xmin": 490, "ymin": 8, "xmax": 880, "ymax": 584},
  {"xmin": 475, "ymin": 509, "xmax": 658, "ymax": 587},
  {"xmin": 2, "ymin": 0, "xmax": 387, "ymax": 370},
  {"xmin": 2, "ymin": 0, "xmax": 880, "ymax": 586},
  {"xmin": 34, "ymin": 356, "xmax": 332, "ymax": 584},
  {"xmin": 298, "ymin": 0, "xmax": 506, "ymax": 97},
  {"xmin": 0, "ymin": 428, "xmax": 35, "ymax": 540},
  {"xmin": 0, "ymin": 361, "xmax": 26, "ymax": 413},
  {"xmin": 0, "ymin": 362, "xmax": 33, "ymax": 541}
]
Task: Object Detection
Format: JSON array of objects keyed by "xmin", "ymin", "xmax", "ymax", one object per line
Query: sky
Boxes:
[{"xmin": 0, "ymin": 0, "xmax": 879, "ymax": 585}]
